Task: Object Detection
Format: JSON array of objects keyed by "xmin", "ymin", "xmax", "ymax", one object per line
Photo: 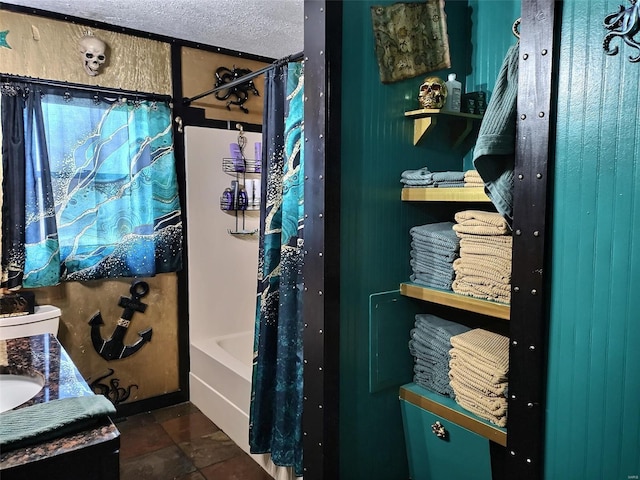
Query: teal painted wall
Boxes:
[
  {"xmin": 338, "ymin": 0, "xmax": 640, "ymax": 477},
  {"xmin": 339, "ymin": 1, "xmax": 518, "ymax": 477},
  {"xmin": 545, "ymin": 0, "xmax": 640, "ymax": 478}
]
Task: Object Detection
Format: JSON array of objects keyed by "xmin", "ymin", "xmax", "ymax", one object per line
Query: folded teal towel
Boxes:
[
  {"xmin": 410, "ymin": 251, "xmax": 457, "ymax": 271},
  {"xmin": 415, "ymin": 314, "xmax": 471, "ymax": 341},
  {"xmin": 410, "ymin": 222, "xmax": 459, "ymax": 250},
  {"xmin": 400, "ymin": 169, "xmax": 464, "ymax": 186},
  {"xmin": 432, "ymin": 171, "xmax": 465, "ymax": 182},
  {"xmin": 401, "ymin": 166, "xmax": 432, "ymax": 180},
  {"xmin": 410, "ymin": 272, "xmax": 454, "ymax": 290},
  {"xmin": 409, "ymin": 315, "xmax": 471, "ymax": 397},
  {"xmin": 427, "ymin": 181, "xmax": 465, "ymax": 188},
  {"xmin": 0, "ymin": 395, "xmax": 116, "ymax": 451},
  {"xmin": 412, "ymin": 242, "xmax": 458, "ymax": 259}
]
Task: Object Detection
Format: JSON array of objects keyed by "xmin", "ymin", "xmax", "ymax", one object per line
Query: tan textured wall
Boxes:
[
  {"xmin": 182, "ymin": 47, "xmax": 267, "ymax": 124},
  {"xmin": 0, "ymin": 10, "xmax": 171, "ymax": 95},
  {"xmin": 33, "ymin": 275, "xmax": 179, "ymax": 403},
  {"xmin": 1, "ymin": 9, "xmax": 179, "ymax": 404}
]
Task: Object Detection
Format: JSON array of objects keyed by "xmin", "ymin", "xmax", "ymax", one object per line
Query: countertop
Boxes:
[{"xmin": 0, "ymin": 334, "xmax": 119, "ymax": 471}]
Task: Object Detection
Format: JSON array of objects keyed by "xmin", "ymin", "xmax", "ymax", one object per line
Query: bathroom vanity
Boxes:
[{"xmin": 0, "ymin": 334, "xmax": 120, "ymax": 480}]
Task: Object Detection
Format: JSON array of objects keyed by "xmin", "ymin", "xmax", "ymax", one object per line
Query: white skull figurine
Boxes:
[
  {"xmin": 79, "ymin": 34, "xmax": 107, "ymax": 76},
  {"xmin": 418, "ymin": 76, "xmax": 448, "ymax": 109}
]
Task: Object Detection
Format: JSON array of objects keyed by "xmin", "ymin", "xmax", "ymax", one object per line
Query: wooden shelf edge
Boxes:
[
  {"xmin": 400, "ymin": 384, "xmax": 507, "ymax": 447},
  {"xmin": 401, "ymin": 187, "xmax": 490, "ymax": 202},
  {"xmin": 400, "ymin": 283, "xmax": 510, "ymax": 320},
  {"xmin": 405, "ymin": 109, "xmax": 483, "ymax": 147},
  {"xmin": 405, "ymin": 108, "xmax": 483, "ymax": 120}
]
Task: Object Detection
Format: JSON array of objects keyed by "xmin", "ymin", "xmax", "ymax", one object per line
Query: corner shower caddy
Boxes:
[{"xmin": 220, "ymin": 124, "xmax": 260, "ymax": 235}]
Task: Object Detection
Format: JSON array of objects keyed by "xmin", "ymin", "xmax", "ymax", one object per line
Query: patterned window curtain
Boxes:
[
  {"xmin": 249, "ymin": 61, "xmax": 304, "ymax": 476},
  {"xmin": 0, "ymin": 84, "xmax": 28, "ymax": 290},
  {"xmin": 0, "ymin": 83, "xmax": 182, "ymax": 288}
]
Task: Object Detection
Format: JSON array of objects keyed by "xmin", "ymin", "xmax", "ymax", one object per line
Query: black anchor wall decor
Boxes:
[{"xmin": 89, "ymin": 280, "xmax": 152, "ymax": 360}]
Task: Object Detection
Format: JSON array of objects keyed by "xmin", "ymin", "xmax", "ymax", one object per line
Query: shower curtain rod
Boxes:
[
  {"xmin": 0, "ymin": 74, "xmax": 172, "ymax": 103},
  {"xmin": 182, "ymin": 50, "xmax": 304, "ymax": 106}
]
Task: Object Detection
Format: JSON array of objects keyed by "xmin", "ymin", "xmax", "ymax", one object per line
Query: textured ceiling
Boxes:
[{"xmin": 2, "ymin": 0, "xmax": 304, "ymax": 59}]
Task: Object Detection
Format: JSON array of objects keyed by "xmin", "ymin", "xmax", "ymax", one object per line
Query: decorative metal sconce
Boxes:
[
  {"xmin": 214, "ymin": 65, "xmax": 260, "ymax": 113},
  {"xmin": 603, "ymin": 0, "xmax": 640, "ymax": 62}
]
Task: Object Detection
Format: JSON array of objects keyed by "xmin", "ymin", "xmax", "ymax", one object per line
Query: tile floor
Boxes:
[{"xmin": 116, "ymin": 402, "xmax": 272, "ymax": 480}]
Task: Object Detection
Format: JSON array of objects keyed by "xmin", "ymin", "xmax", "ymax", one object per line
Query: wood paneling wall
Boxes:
[
  {"xmin": 0, "ymin": 10, "xmax": 171, "ymax": 94},
  {"xmin": 182, "ymin": 47, "xmax": 266, "ymax": 125}
]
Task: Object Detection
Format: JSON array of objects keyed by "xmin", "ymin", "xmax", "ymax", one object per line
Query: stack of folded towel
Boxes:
[
  {"xmin": 464, "ymin": 169, "xmax": 484, "ymax": 188},
  {"xmin": 401, "ymin": 167, "xmax": 465, "ymax": 188},
  {"xmin": 408, "ymin": 314, "xmax": 471, "ymax": 397},
  {"xmin": 409, "ymin": 222, "xmax": 460, "ymax": 290},
  {"xmin": 451, "ymin": 210, "xmax": 512, "ymax": 304},
  {"xmin": 448, "ymin": 328, "xmax": 509, "ymax": 427}
]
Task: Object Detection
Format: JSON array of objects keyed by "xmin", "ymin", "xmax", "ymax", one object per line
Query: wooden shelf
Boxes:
[
  {"xmin": 400, "ymin": 282, "xmax": 510, "ymax": 320},
  {"xmin": 400, "ymin": 382, "xmax": 507, "ymax": 446},
  {"xmin": 405, "ymin": 108, "xmax": 483, "ymax": 147},
  {"xmin": 401, "ymin": 187, "xmax": 490, "ymax": 202}
]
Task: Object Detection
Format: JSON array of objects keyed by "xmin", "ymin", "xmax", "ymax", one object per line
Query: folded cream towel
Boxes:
[
  {"xmin": 450, "ymin": 382, "xmax": 508, "ymax": 427},
  {"xmin": 454, "ymin": 210, "xmax": 511, "ymax": 235},
  {"xmin": 455, "ymin": 279, "xmax": 511, "ymax": 300},
  {"xmin": 449, "ymin": 363, "xmax": 508, "ymax": 397},
  {"xmin": 450, "ymin": 349, "xmax": 509, "ymax": 382},
  {"xmin": 450, "ymin": 329, "xmax": 510, "ymax": 373},
  {"xmin": 464, "ymin": 170, "xmax": 482, "ymax": 180},
  {"xmin": 453, "ymin": 223, "xmax": 511, "ymax": 236},
  {"xmin": 450, "ymin": 378, "xmax": 508, "ymax": 412},
  {"xmin": 464, "ymin": 170, "xmax": 485, "ymax": 187},
  {"xmin": 456, "ymin": 271, "xmax": 511, "ymax": 288},
  {"xmin": 453, "ymin": 257, "xmax": 511, "ymax": 285},
  {"xmin": 456, "ymin": 275, "xmax": 511, "ymax": 286},
  {"xmin": 459, "ymin": 235, "xmax": 513, "ymax": 247},
  {"xmin": 459, "ymin": 243, "xmax": 513, "ymax": 261},
  {"xmin": 452, "ymin": 278, "xmax": 511, "ymax": 303},
  {"xmin": 455, "ymin": 253, "xmax": 512, "ymax": 274}
]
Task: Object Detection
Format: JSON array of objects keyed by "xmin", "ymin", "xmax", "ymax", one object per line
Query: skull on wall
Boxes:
[
  {"xmin": 418, "ymin": 76, "xmax": 448, "ymax": 109},
  {"xmin": 79, "ymin": 34, "xmax": 107, "ymax": 76}
]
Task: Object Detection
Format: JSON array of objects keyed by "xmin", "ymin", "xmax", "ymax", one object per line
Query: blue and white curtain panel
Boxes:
[{"xmin": 1, "ymin": 83, "xmax": 183, "ymax": 289}]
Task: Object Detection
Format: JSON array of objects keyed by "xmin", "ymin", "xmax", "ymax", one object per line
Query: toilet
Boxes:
[{"xmin": 0, "ymin": 305, "xmax": 62, "ymax": 340}]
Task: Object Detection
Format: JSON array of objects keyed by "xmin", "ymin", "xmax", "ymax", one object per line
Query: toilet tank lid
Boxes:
[{"xmin": 0, "ymin": 305, "xmax": 62, "ymax": 327}]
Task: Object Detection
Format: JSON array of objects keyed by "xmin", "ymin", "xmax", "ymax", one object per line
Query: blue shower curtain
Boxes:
[
  {"xmin": 1, "ymin": 83, "xmax": 182, "ymax": 289},
  {"xmin": 249, "ymin": 62, "xmax": 304, "ymax": 476}
]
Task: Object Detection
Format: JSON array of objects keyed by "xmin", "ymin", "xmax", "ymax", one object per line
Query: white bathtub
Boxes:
[{"xmin": 189, "ymin": 331, "xmax": 295, "ymax": 480}]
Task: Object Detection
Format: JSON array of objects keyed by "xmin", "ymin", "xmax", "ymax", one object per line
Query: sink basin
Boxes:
[{"xmin": 0, "ymin": 373, "xmax": 45, "ymax": 413}]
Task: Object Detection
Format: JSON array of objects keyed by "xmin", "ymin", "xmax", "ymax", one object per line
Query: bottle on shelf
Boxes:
[
  {"xmin": 252, "ymin": 178, "xmax": 261, "ymax": 209},
  {"xmin": 443, "ymin": 73, "xmax": 462, "ymax": 112},
  {"xmin": 238, "ymin": 187, "xmax": 248, "ymax": 210},
  {"xmin": 221, "ymin": 187, "xmax": 234, "ymax": 210},
  {"xmin": 254, "ymin": 142, "xmax": 262, "ymax": 173}
]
